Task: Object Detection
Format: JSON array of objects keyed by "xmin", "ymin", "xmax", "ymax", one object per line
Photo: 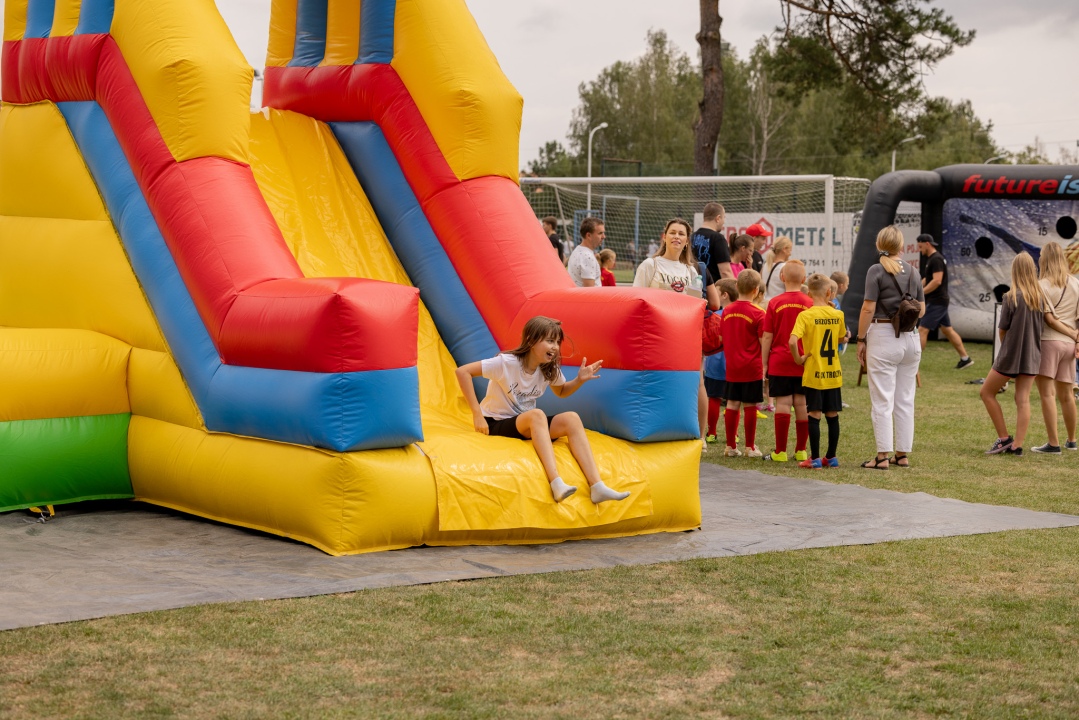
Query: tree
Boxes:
[
  {"xmin": 564, "ymin": 30, "xmax": 700, "ymax": 176},
  {"xmin": 526, "ymin": 140, "xmax": 579, "ymax": 177},
  {"xmin": 691, "ymin": 0, "xmax": 973, "ymax": 176},
  {"xmin": 773, "ymin": 0, "xmax": 975, "ymax": 113},
  {"xmin": 693, "ymin": 1, "xmax": 724, "ymax": 175}
]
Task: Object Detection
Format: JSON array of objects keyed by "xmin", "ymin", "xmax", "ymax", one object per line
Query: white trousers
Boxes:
[{"xmin": 866, "ymin": 323, "xmax": 922, "ymax": 453}]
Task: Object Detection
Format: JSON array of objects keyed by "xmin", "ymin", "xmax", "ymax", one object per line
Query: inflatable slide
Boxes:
[{"xmin": 0, "ymin": 0, "xmax": 705, "ymax": 554}]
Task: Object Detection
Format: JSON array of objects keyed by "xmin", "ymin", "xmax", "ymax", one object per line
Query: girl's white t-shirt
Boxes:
[
  {"xmin": 480, "ymin": 353, "xmax": 566, "ymax": 420},
  {"xmin": 764, "ymin": 261, "xmax": 787, "ymax": 299},
  {"xmin": 632, "ymin": 256, "xmax": 702, "ymax": 297}
]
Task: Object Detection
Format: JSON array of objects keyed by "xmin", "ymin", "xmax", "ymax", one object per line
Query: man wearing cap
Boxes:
[
  {"xmin": 692, "ymin": 202, "xmax": 733, "ymax": 282},
  {"xmin": 918, "ymin": 233, "xmax": 974, "ymax": 369},
  {"xmin": 746, "ymin": 223, "xmax": 771, "ymax": 274}
]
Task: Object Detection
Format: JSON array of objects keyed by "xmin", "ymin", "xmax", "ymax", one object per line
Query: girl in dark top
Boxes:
[{"xmin": 980, "ymin": 252, "xmax": 1079, "ymax": 456}]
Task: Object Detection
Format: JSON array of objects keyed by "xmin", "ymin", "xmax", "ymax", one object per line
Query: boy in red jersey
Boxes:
[
  {"xmin": 719, "ymin": 269, "xmax": 766, "ymax": 457},
  {"xmin": 761, "ymin": 260, "xmax": 812, "ymax": 462}
]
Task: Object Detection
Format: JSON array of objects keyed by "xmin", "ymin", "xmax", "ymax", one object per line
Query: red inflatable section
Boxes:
[
  {"xmin": 265, "ymin": 65, "xmax": 704, "ymax": 372},
  {"xmin": 1, "ymin": 37, "xmax": 419, "ymax": 374}
]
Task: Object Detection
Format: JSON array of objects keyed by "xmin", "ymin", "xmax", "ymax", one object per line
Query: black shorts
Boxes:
[
  {"xmin": 704, "ymin": 377, "xmax": 727, "ymax": 400},
  {"xmin": 725, "ymin": 379, "xmax": 764, "ymax": 404},
  {"xmin": 804, "ymin": 387, "xmax": 843, "ymax": 414},
  {"xmin": 921, "ymin": 303, "xmax": 951, "ymax": 331},
  {"xmin": 485, "ymin": 413, "xmax": 553, "ymax": 440},
  {"xmin": 767, "ymin": 374, "xmax": 805, "ymax": 398}
]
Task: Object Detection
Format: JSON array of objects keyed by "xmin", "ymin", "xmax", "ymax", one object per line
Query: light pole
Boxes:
[
  {"xmin": 984, "ymin": 154, "xmax": 1008, "ymax": 164},
  {"xmin": 891, "ymin": 134, "xmax": 924, "ymax": 173},
  {"xmin": 587, "ymin": 122, "xmax": 608, "ymax": 212}
]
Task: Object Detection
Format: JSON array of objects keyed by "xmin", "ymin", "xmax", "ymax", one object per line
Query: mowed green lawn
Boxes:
[{"xmin": 2, "ymin": 343, "xmax": 1077, "ymax": 719}]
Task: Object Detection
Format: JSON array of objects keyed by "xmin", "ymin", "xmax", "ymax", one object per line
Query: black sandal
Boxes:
[
  {"xmin": 889, "ymin": 454, "xmax": 910, "ymax": 468},
  {"xmin": 860, "ymin": 456, "xmax": 890, "ymax": 470}
]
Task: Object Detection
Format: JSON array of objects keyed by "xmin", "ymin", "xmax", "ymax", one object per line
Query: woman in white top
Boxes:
[
  {"xmin": 1034, "ymin": 241, "xmax": 1079, "ymax": 452},
  {"xmin": 634, "ymin": 218, "xmax": 720, "ymax": 450},
  {"xmin": 763, "ymin": 236, "xmax": 793, "ymax": 300},
  {"xmin": 634, "ymin": 219, "xmax": 703, "ymax": 298}
]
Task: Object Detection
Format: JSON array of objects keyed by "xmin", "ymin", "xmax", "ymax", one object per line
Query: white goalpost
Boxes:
[{"xmin": 521, "ymin": 175, "xmax": 872, "ymax": 276}]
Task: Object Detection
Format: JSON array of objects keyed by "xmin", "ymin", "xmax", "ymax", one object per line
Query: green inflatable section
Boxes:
[{"xmin": 0, "ymin": 414, "xmax": 133, "ymax": 512}]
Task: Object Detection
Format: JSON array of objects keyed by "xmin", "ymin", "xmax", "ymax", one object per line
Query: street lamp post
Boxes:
[
  {"xmin": 891, "ymin": 134, "xmax": 925, "ymax": 173},
  {"xmin": 587, "ymin": 122, "xmax": 608, "ymax": 212},
  {"xmin": 984, "ymin": 155, "xmax": 1009, "ymax": 164}
]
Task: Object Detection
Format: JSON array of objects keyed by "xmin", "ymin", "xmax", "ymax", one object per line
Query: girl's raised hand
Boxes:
[{"xmin": 578, "ymin": 357, "xmax": 604, "ymax": 382}]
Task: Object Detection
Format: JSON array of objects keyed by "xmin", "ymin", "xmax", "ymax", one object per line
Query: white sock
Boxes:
[
  {"xmin": 590, "ymin": 480, "xmax": 630, "ymax": 504},
  {"xmin": 549, "ymin": 477, "xmax": 577, "ymax": 502}
]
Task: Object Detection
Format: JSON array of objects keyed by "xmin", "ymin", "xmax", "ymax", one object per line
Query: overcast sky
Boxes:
[{"xmin": 22, "ymin": 1, "xmax": 1076, "ymax": 169}]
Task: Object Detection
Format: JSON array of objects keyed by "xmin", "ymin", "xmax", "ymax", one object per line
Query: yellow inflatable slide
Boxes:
[{"xmin": 0, "ymin": 0, "xmax": 703, "ymax": 554}]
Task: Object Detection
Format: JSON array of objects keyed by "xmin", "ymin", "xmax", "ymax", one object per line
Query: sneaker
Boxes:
[
  {"xmin": 985, "ymin": 436, "xmax": 1013, "ymax": 455},
  {"xmin": 824, "ymin": 457, "xmax": 839, "ymax": 468},
  {"xmin": 702, "ymin": 438, "xmax": 709, "ymax": 452},
  {"xmin": 1065, "ymin": 440, "xmax": 1078, "ymax": 451},
  {"xmin": 724, "ymin": 446, "xmax": 742, "ymax": 457},
  {"xmin": 955, "ymin": 357, "xmax": 975, "ymax": 370},
  {"xmin": 756, "ymin": 409, "xmax": 768, "ymax": 419},
  {"xmin": 1032, "ymin": 443, "xmax": 1062, "ymax": 454},
  {"xmin": 705, "ymin": 434, "xmax": 718, "ymax": 444},
  {"xmin": 745, "ymin": 446, "xmax": 764, "ymax": 459},
  {"xmin": 767, "ymin": 450, "xmax": 788, "ymax": 462},
  {"xmin": 794, "ymin": 450, "xmax": 808, "ymax": 462},
  {"xmin": 799, "ymin": 458, "xmax": 823, "ymax": 469},
  {"xmin": 1007, "ymin": 446, "xmax": 1024, "ymax": 456}
]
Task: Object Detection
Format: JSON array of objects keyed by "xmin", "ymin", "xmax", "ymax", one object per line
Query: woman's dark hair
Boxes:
[{"xmin": 508, "ymin": 316, "xmax": 564, "ymax": 383}]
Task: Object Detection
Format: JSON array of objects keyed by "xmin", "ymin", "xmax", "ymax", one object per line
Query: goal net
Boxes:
[{"xmin": 521, "ymin": 175, "xmax": 871, "ymax": 277}]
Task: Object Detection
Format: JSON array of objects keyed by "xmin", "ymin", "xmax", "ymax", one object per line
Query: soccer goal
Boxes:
[{"xmin": 521, "ymin": 175, "xmax": 871, "ymax": 276}]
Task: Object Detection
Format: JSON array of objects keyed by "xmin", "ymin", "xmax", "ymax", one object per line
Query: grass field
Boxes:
[{"xmin": 2, "ymin": 342, "xmax": 1077, "ymax": 719}]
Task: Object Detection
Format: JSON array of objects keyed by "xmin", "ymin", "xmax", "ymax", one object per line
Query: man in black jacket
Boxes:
[{"xmin": 918, "ymin": 234, "xmax": 973, "ymax": 369}]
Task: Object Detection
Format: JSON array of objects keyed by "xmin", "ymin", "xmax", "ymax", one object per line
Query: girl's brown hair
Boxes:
[
  {"xmin": 1039, "ymin": 241, "xmax": 1071, "ymax": 288},
  {"xmin": 508, "ymin": 316, "xmax": 564, "ymax": 383},
  {"xmin": 655, "ymin": 218, "xmax": 696, "ymax": 266},
  {"xmin": 876, "ymin": 226, "xmax": 904, "ymax": 275},
  {"xmin": 1006, "ymin": 252, "xmax": 1046, "ymax": 311}
]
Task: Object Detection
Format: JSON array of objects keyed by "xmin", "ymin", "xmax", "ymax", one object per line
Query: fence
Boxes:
[{"xmin": 521, "ymin": 175, "xmax": 872, "ymax": 276}]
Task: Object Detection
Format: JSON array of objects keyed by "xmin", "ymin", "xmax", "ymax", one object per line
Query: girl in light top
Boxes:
[
  {"xmin": 1033, "ymin": 242, "xmax": 1079, "ymax": 453},
  {"xmin": 633, "ymin": 218, "xmax": 705, "ymax": 299},
  {"xmin": 763, "ymin": 236, "xmax": 794, "ymax": 300},
  {"xmin": 455, "ymin": 316, "xmax": 631, "ymax": 504}
]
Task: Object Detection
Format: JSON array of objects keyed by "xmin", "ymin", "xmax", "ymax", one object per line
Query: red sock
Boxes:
[
  {"xmin": 707, "ymin": 398, "xmax": 721, "ymax": 436},
  {"xmin": 774, "ymin": 413, "xmax": 791, "ymax": 453},
  {"xmin": 744, "ymin": 407, "xmax": 758, "ymax": 449},
  {"xmin": 724, "ymin": 409, "xmax": 740, "ymax": 448},
  {"xmin": 795, "ymin": 420, "xmax": 809, "ymax": 452}
]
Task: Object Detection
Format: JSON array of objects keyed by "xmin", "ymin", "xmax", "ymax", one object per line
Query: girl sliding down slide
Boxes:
[{"xmin": 455, "ymin": 317, "xmax": 632, "ymax": 504}]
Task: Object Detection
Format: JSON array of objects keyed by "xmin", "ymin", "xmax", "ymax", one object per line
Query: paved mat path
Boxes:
[{"xmin": 3, "ymin": 464, "xmax": 1078, "ymax": 630}]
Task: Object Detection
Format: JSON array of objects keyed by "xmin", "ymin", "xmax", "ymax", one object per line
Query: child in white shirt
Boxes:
[{"xmin": 455, "ymin": 316, "xmax": 631, "ymax": 504}]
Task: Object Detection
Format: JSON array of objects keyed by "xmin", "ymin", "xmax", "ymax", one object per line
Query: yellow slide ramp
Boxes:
[{"xmin": 243, "ymin": 108, "xmax": 701, "ymax": 544}]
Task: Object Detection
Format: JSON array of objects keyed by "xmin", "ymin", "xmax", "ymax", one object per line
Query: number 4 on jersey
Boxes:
[{"xmin": 820, "ymin": 329, "xmax": 835, "ymax": 365}]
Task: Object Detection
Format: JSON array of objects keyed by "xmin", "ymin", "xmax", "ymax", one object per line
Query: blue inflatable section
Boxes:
[
  {"xmin": 75, "ymin": 0, "xmax": 114, "ymax": 35},
  {"xmin": 24, "ymin": 0, "xmax": 55, "ymax": 38},
  {"xmin": 289, "ymin": 0, "xmax": 329, "ymax": 67},
  {"xmin": 539, "ymin": 368, "xmax": 700, "ymax": 442},
  {"xmin": 57, "ymin": 101, "xmax": 422, "ymax": 452},
  {"xmin": 358, "ymin": 0, "xmax": 395, "ymax": 64}
]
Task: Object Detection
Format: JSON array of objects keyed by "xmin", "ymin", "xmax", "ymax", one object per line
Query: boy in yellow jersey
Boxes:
[{"xmin": 789, "ymin": 274, "xmax": 846, "ymax": 469}]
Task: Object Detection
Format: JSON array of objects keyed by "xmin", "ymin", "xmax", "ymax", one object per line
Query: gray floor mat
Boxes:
[{"xmin": 3, "ymin": 464, "xmax": 1077, "ymax": 631}]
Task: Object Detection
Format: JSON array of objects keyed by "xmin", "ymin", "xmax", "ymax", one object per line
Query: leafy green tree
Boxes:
[{"xmin": 529, "ymin": 30, "xmax": 701, "ymax": 177}]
